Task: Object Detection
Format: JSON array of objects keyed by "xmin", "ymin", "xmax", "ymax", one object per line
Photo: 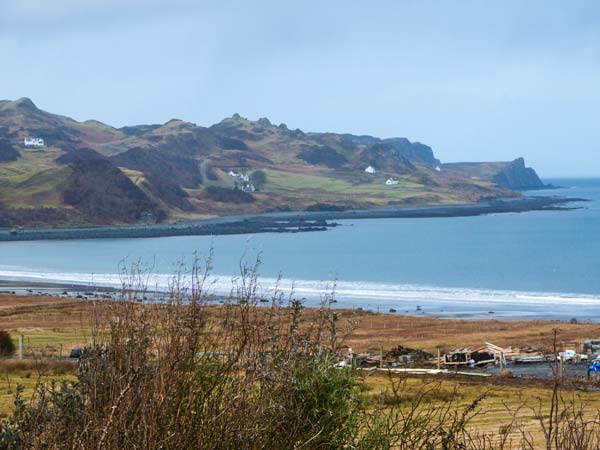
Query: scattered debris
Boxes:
[
  {"xmin": 359, "ymin": 367, "xmax": 493, "ymax": 378},
  {"xmin": 385, "ymin": 345, "xmax": 433, "ymax": 363},
  {"xmin": 512, "ymin": 354, "xmax": 548, "ymax": 364},
  {"xmin": 584, "ymin": 339, "xmax": 600, "ymax": 355},
  {"xmin": 355, "ymin": 345, "xmax": 433, "ymax": 368}
]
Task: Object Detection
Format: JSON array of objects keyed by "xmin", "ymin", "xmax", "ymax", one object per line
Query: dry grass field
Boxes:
[
  {"xmin": 362, "ymin": 372, "xmax": 600, "ymax": 446},
  {"xmin": 1, "ymin": 293, "xmax": 600, "ymax": 445},
  {"xmin": 343, "ymin": 312, "xmax": 600, "ymax": 353},
  {"xmin": 2, "ymin": 293, "xmax": 599, "ymax": 356}
]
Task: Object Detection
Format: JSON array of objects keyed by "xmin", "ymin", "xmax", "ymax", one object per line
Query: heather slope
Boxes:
[{"xmin": 0, "ymin": 98, "xmax": 538, "ymax": 226}]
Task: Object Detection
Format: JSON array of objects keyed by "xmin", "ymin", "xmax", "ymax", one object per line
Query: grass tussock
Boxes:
[{"xmin": 0, "ymin": 359, "xmax": 76, "ymax": 376}]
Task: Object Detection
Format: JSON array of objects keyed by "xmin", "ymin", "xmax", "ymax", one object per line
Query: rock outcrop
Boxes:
[
  {"xmin": 492, "ymin": 158, "xmax": 546, "ymax": 190},
  {"xmin": 442, "ymin": 158, "xmax": 546, "ymax": 190}
]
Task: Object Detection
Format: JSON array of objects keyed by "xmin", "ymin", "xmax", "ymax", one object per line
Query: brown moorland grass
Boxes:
[
  {"xmin": 2, "ymin": 293, "xmax": 599, "ymax": 355},
  {"xmin": 343, "ymin": 312, "xmax": 600, "ymax": 353}
]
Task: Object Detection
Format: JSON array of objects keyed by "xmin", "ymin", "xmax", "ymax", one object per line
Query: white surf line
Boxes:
[{"xmin": 0, "ymin": 268, "xmax": 599, "ymax": 307}]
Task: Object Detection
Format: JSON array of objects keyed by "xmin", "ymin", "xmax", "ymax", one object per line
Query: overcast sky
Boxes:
[{"xmin": 1, "ymin": 1, "xmax": 599, "ymax": 177}]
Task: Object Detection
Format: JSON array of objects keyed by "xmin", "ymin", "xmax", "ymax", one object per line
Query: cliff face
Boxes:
[
  {"xmin": 492, "ymin": 158, "xmax": 546, "ymax": 190},
  {"xmin": 382, "ymin": 138, "xmax": 440, "ymax": 167},
  {"xmin": 442, "ymin": 158, "xmax": 546, "ymax": 190}
]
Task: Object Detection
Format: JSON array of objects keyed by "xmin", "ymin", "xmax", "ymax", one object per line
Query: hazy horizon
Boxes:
[{"xmin": 2, "ymin": 1, "xmax": 599, "ymax": 177}]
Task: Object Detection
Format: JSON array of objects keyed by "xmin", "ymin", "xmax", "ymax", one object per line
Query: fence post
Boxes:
[
  {"xmin": 560, "ymin": 341, "xmax": 565, "ymax": 381},
  {"xmin": 19, "ymin": 334, "xmax": 24, "ymax": 360}
]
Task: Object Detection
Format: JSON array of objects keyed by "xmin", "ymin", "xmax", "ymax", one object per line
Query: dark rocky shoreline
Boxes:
[{"xmin": 0, "ymin": 196, "xmax": 585, "ymax": 242}]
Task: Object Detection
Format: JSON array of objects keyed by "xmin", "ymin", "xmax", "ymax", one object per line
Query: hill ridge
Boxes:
[{"xmin": 0, "ymin": 97, "xmax": 545, "ymax": 227}]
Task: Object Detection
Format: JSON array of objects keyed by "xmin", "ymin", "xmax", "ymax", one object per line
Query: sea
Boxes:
[{"xmin": 1, "ymin": 178, "xmax": 599, "ymax": 321}]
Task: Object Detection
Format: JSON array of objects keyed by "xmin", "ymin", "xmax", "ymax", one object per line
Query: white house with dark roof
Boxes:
[{"xmin": 23, "ymin": 137, "xmax": 44, "ymax": 148}]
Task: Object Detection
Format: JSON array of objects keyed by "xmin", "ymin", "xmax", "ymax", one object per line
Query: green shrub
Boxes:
[{"xmin": 0, "ymin": 331, "xmax": 15, "ymax": 357}]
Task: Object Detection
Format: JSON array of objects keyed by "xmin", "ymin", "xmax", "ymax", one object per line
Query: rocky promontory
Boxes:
[{"xmin": 442, "ymin": 158, "xmax": 547, "ymax": 190}]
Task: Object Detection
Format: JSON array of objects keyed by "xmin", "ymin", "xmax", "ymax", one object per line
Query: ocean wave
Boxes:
[{"xmin": 1, "ymin": 267, "xmax": 599, "ymax": 309}]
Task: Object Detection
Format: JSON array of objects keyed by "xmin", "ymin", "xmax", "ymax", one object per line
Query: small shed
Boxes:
[{"xmin": 444, "ymin": 342, "xmax": 512, "ymax": 366}]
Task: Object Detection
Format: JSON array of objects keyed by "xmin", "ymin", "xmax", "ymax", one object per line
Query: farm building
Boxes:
[
  {"xmin": 23, "ymin": 137, "xmax": 44, "ymax": 148},
  {"xmin": 229, "ymin": 171, "xmax": 250, "ymax": 182}
]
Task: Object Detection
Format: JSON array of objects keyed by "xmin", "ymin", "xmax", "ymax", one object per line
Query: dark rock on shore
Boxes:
[{"xmin": 0, "ymin": 196, "xmax": 584, "ymax": 242}]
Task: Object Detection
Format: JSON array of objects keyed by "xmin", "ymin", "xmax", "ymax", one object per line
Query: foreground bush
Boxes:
[{"xmin": 0, "ymin": 263, "xmax": 362, "ymax": 450}]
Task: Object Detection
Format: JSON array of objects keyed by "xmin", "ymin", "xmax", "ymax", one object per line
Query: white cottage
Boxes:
[
  {"xmin": 364, "ymin": 165, "xmax": 376, "ymax": 174},
  {"xmin": 228, "ymin": 171, "xmax": 249, "ymax": 182},
  {"xmin": 385, "ymin": 177, "xmax": 399, "ymax": 186},
  {"xmin": 23, "ymin": 137, "xmax": 45, "ymax": 148}
]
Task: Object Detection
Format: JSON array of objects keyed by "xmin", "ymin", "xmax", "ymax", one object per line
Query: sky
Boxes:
[{"xmin": 1, "ymin": 1, "xmax": 599, "ymax": 177}]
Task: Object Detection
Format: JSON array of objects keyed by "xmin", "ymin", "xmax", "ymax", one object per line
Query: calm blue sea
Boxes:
[{"xmin": 1, "ymin": 178, "xmax": 599, "ymax": 320}]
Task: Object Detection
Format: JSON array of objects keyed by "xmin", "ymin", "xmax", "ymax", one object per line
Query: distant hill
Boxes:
[{"xmin": 0, "ymin": 98, "xmax": 540, "ymax": 227}]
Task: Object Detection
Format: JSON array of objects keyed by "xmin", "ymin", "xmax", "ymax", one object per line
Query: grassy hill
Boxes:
[{"xmin": 0, "ymin": 98, "xmax": 532, "ymax": 227}]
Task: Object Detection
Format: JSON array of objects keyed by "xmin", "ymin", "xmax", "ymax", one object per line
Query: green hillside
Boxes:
[{"xmin": 0, "ymin": 98, "xmax": 528, "ymax": 227}]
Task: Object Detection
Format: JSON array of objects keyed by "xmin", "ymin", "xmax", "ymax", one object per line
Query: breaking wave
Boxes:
[{"xmin": 1, "ymin": 267, "xmax": 599, "ymax": 319}]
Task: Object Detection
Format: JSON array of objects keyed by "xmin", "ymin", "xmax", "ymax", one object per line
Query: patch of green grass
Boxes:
[
  {"xmin": 0, "ymin": 372, "xmax": 39, "ymax": 417},
  {"xmin": 0, "ymin": 368, "xmax": 77, "ymax": 417},
  {"xmin": 262, "ymin": 168, "xmax": 462, "ymax": 205},
  {"xmin": 0, "ymin": 151, "xmax": 69, "ymax": 208},
  {"xmin": 11, "ymin": 329, "xmax": 92, "ymax": 359}
]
